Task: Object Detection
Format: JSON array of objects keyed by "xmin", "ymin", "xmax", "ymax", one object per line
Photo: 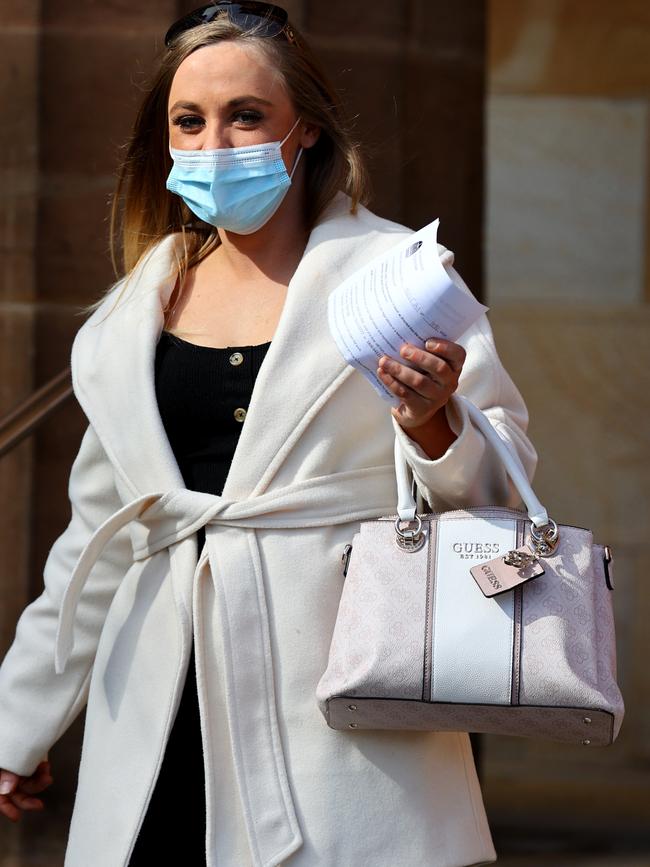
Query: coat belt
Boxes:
[{"xmin": 54, "ymin": 463, "xmax": 398, "ymax": 867}]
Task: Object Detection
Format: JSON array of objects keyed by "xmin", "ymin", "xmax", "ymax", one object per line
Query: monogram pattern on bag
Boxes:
[
  {"xmin": 315, "ymin": 522, "xmax": 430, "ymax": 707},
  {"xmin": 519, "ymin": 536, "xmax": 624, "ymax": 739}
]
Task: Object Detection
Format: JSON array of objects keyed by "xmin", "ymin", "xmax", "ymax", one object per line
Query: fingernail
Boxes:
[{"xmin": 0, "ymin": 781, "xmax": 13, "ymax": 795}]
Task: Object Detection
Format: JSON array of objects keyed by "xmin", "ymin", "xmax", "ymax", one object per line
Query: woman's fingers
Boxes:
[
  {"xmin": 377, "ymin": 351, "xmax": 449, "ymax": 402},
  {"xmin": 0, "ymin": 770, "xmax": 19, "ymax": 796},
  {"xmin": 377, "ymin": 339, "xmax": 466, "ymax": 427},
  {"xmin": 0, "ymin": 763, "xmax": 52, "ymax": 821},
  {"xmin": 378, "ymin": 365, "xmax": 431, "ymax": 406},
  {"xmin": 9, "ymin": 790, "xmax": 44, "ymax": 811},
  {"xmin": 0, "ymin": 771, "xmax": 21, "ymax": 822},
  {"xmin": 0, "ymin": 796, "xmax": 21, "ymax": 822},
  {"xmin": 378, "ymin": 340, "xmax": 465, "ymax": 396},
  {"xmin": 422, "ymin": 338, "xmax": 466, "ymax": 373},
  {"xmin": 19, "ymin": 761, "xmax": 53, "ymax": 795}
]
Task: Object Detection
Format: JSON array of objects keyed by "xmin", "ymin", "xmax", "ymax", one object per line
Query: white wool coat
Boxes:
[{"xmin": 0, "ymin": 192, "xmax": 537, "ymax": 867}]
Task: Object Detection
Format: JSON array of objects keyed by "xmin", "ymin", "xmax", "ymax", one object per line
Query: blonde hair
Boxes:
[{"xmin": 88, "ymin": 13, "xmax": 370, "ymax": 317}]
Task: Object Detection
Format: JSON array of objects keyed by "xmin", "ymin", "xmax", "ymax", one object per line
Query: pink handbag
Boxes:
[{"xmin": 316, "ymin": 396, "xmax": 624, "ymax": 747}]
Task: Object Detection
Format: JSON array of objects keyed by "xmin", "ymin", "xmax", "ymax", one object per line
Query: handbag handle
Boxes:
[{"xmin": 394, "ymin": 395, "xmax": 550, "ymax": 529}]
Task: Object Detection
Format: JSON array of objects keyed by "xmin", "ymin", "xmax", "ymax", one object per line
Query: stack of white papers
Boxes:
[{"xmin": 327, "ymin": 218, "xmax": 488, "ymax": 407}]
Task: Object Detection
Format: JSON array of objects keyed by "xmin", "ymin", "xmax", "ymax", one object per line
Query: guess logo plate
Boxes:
[{"xmin": 470, "ymin": 546, "xmax": 544, "ymax": 597}]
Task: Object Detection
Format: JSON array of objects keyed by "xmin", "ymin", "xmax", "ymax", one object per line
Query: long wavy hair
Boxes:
[{"xmin": 89, "ymin": 12, "xmax": 371, "ymax": 317}]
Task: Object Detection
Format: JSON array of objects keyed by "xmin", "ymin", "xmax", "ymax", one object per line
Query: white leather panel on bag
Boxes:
[{"xmin": 431, "ymin": 518, "xmax": 516, "ymax": 705}]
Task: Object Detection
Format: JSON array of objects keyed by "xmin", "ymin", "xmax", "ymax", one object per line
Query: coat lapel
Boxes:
[
  {"xmin": 70, "ymin": 192, "xmax": 411, "ymax": 500},
  {"xmin": 71, "ymin": 233, "xmax": 185, "ymax": 499}
]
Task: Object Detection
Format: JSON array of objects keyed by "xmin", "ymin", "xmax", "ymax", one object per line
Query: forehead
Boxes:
[{"xmin": 169, "ymin": 41, "xmax": 286, "ymax": 105}]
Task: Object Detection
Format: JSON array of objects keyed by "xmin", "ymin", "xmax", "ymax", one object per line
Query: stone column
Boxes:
[
  {"xmin": 0, "ymin": 12, "xmax": 40, "ymax": 867},
  {"xmin": 484, "ymin": 0, "xmax": 650, "ymax": 846},
  {"xmin": 305, "ymin": 0, "xmax": 486, "ymax": 298},
  {"xmin": 0, "ymin": 1, "xmax": 39, "ymax": 656}
]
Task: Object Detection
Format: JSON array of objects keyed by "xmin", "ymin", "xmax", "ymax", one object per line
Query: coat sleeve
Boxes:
[
  {"xmin": 391, "ymin": 256, "xmax": 538, "ymax": 513},
  {"xmin": 0, "ymin": 422, "xmax": 132, "ymax": 777}
]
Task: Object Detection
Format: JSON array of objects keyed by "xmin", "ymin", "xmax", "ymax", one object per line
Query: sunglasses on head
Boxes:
[{"xmin": 164, "ymin": 1, "xmax": 296, "ymax": 48}]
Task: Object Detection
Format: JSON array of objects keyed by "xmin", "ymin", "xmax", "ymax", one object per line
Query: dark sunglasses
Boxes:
[{"xmin": 164, "ymin": 1, "xmax": 296, "ymax": 48}]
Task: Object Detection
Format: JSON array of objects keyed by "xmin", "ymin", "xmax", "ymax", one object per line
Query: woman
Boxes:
[{"xmin": 0, "ymin": 3, "xmax": 537, "ymax": 865}]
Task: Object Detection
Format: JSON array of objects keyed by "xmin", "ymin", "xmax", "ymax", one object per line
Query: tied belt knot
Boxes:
[{"xmin": 54, "ymin": 463, "xmax": 397, "ymax": 867}]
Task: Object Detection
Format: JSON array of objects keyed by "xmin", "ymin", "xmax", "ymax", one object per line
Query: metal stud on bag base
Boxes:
[{"xmin": 326, "ymin": 697, "xmax": 614, "ymax": 747}]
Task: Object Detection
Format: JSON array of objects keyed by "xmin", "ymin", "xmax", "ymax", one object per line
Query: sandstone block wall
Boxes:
[{"xmin": 484, "ymin": 0, "xmax": 650, "ymax": 844}]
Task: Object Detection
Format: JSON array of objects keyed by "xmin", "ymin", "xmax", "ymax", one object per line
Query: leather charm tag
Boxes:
[{"xmin": 470, "ymin": 546, "xmax": 544, "ymax": 597}]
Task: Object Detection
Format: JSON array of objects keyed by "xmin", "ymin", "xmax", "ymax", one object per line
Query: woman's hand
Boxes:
[
  {"xmin": 377, "ymin": 338, "xmax": 466, "ymax": 459},
  {"xmin": 0, "ymin": 761, "xmax": 53, "ymax": 822},
  {"xmin": 377, "ymin": 338, "xmax": 466, "ymax": 426}
]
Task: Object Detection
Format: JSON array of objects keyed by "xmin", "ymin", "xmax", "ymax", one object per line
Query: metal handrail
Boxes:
[{"xmin": 0, "ymin": 369, "xmax": 74, "ymax": 459}]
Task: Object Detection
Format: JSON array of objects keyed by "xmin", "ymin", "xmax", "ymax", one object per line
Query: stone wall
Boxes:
[
  {"xmin": 483, "ymin": 0, "xmax": 650, "ymax": 847},
  {"xmin": 0, "ymin": 0, "xmax": 38, "ymax": 686}
]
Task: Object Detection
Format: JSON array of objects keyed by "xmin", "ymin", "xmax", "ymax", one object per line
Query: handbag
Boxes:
[{"xmin": 316, "ymin": 396, "xmax": 624, "ymax": 747}]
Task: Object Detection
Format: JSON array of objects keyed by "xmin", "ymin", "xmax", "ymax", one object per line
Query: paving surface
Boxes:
[
  {"xmin": 2, "ymin": 847, "xmax": 649, "ymax": 866},
  {"xmin": 1, "ymin": 815, "xmax": 649, "ymax": 867},
  {"xmin": 497, "ymin": 860, "xmax": 650, "ymax": 866}
]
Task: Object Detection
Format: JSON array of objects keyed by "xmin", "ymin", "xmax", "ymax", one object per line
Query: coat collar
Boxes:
[{"xmin": 71, "ymin": 192, "xmax": 412, "ymax": 500}]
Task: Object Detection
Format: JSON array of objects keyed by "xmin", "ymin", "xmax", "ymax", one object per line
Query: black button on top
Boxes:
[{"xmin": 154, "ymin": 331, "xmax": 271, "ymax": 497}]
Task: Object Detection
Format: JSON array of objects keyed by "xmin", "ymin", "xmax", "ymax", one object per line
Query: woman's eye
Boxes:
[
  {"xmin": 234, "ymin": 110, "xmax": 263, "ymax": 125},
  {"xmin": 173, "ymin": 115, "xmax": 204, "ymax": 131}
]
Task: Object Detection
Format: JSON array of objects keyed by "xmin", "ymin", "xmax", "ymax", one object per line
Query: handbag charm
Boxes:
[
  {"xmin": 316, "ymin": 396, "xmax": 624, "ymax": 747},
  {"xmin": 468, "ymin": 521, "xmax": 556, "ymax": 597}
]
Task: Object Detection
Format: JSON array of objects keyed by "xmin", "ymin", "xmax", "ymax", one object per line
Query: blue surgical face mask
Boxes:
[{"xmin": 166, "ymin": 116, "xmax": 303, "ymax": 234}]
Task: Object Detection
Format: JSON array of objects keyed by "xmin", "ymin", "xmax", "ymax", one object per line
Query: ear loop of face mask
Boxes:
[
  {"xmin": 287, "ymin": 122, "xmax": 304, "ymax": 179},
  {"xmin": 279, "ymin": 115, "xmax": 304, "ymax": 179}
]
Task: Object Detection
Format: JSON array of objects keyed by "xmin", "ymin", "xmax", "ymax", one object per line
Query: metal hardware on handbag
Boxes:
[
  {"xmin": 316, "ymin": 396, "xmax": 625, "ymax": 747},
  {"xmin": 341, "ymin": 543, "xmax": 353, "ymax": 577},
  {"xmin": 394, "ymin": 514, "xmax": 426, "ymax": 552}
]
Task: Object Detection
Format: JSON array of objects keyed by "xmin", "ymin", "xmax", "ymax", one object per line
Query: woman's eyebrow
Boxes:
[
  {"xmin": 169, "ymin": 96, "xmax": 274, "ymax": 114},
  {"xmin": 169, "ymin": 100, "xmax": 203, "ymax": 113},
  {"xmin": 227, "ymin": 95, "xmax": 273, "ymax": 108}
]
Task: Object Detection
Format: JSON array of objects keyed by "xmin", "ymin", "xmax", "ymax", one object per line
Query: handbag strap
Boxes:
[{"xmin": 394, "ymin": 395, "xmax": 550, "ymax": 529}]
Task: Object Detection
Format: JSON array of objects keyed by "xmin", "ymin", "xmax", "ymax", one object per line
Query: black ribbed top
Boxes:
[{"xmin": 154, "ymin": 330, "xmax": 272, "ymax": 552}]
